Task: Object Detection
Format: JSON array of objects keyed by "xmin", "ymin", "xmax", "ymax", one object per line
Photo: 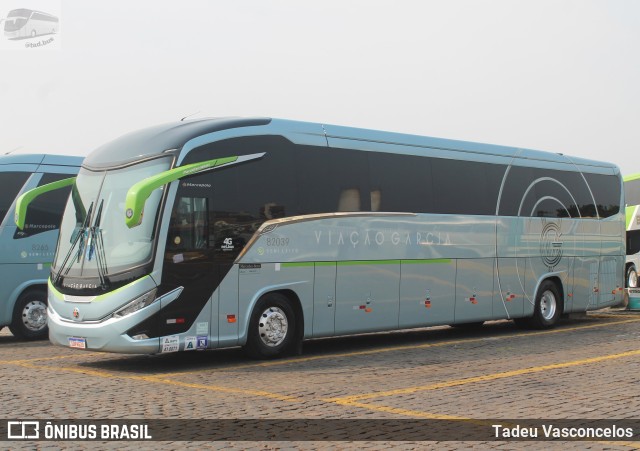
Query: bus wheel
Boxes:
[
  {"xmin": 245, "ymin": 293, "xmax": 296, "ymax": 359},
  {"xmin": 517, "ymin": 280, "xmax": 562, "ymax": 329},
  {"xmin": 9, "ymin": 289, "xmax": 49, "ymax": 340},
  {"xmin": 627, "ymin": 265, "xmax": 638, "ymax": 288}
]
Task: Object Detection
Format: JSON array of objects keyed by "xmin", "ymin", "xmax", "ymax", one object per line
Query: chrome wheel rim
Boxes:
[
  {"xmin": 258, "ymin": 307, "xmax": 288, "ymax": 347},
  {"xmin": 540, "ymin": 290, "xmax": 557, "ymax": 321},
  {"xmin": 629, "ymin": 270, "xmax": 638, "ymax": 288},
  {"xmin": 22, "ymin": 300, "xmax": 47, "ymax": 332}
]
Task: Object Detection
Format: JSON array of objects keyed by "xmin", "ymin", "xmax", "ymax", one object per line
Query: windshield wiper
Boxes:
[
  {"xmin": 54, "ymin": 202, "xmax": 93, "ymax": 286},
  {"xmin": 88, "ymin": 199, "xmax": 109, "ymax": 290}
]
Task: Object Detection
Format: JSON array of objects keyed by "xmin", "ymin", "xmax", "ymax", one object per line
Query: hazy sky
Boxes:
[{"xmin": 1, "ymin": 0, "xmax": 639, "ymax": 174}]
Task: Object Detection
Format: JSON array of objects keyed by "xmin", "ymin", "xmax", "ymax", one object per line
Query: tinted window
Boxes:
[
  {"xmin": 297, "ymin": 147, "xmax": 370, "ymax": 214},
  {"xmin": 431, "ymin": 159, "xmax": 505, "ymax": 215},
  {"xmin": 0, "ymin": 172, "xmax": 30, "ymax": 224},
  {"xmin": 0, "ymin": 172, "xmax": 31, "ymax": 223},
  {"xmin": 179, "ymin": 135, "xmax": 300, "ymax": 262},
  {"xmin": 628, "ymin": 230, "xmax": 640, "ymax": 256},
  {"xmin": 14, "ymin": 173, "xmax": 73, "ymax": 239},
  {"xmin": 584, "ymin": 173, "xmax": 621, "ymax": 219},
  {"xmin": 368, "ymin": 152, "xmax": 433, "ymax": 213},
  {"xmin": 498, "ymin": 166, "xmax": 600, "ymax": 218}
]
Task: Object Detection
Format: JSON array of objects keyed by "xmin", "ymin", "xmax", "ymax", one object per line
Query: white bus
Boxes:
[
  {"xmin": 1, "ymin": 154, "xmax": 81, "ymax": 339},
  {"xmin": 623, "ymin": 173, "xmax": 640, "ymax": 288},
  {"xmin": 3, "ymin": 9, "xmax": 58, "ymax": 40},
  {"xmin": 16, "ymin": 118, "xmax": 625, "ymax": 357}
]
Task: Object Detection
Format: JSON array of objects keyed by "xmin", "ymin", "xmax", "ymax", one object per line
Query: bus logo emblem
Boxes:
[
  {"xmin": 72, "ymin": 307, "xmax": 80, "ymax": 319},
  {"xmin": 540, "ymin": 221, "xmax": 563, "ymax": 269}
]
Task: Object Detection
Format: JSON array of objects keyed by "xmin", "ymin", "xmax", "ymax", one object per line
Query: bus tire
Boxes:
[
  {"xmin": 517, "ymin": 280, "xmax": 562, "ymax": 329},
  {"xmin": 245, "ymin": 293, "xmax": 296, "ymax": 359},
  {"xmin": 627, "ymin": 265, "xmax": 638, "ymax": 288},
  {"xmin": 9, "ymin": 288, "xmax": 49, "ymax": 340}
]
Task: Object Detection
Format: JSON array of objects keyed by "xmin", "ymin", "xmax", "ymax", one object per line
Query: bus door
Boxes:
[{"xmin": 160, "ymin": 194, "xmax": 217, "ymax": 346}]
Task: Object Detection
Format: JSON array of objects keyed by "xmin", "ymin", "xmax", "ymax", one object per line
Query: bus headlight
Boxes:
[{"xmin": 113, "ymin": 289, "xmax": 158, "ymax": 319}]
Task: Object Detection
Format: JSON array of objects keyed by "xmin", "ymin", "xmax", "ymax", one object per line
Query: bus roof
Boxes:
[
  {"xmin": 82, "ymin": 117, "xmax": 619, "ymax": 173},
  {"xmin": 0, "ymin": 154, "xmax": 83, "ymax": 167}
]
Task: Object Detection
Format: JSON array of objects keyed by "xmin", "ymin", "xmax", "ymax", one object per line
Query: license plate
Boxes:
[{"xmin": 68, "ymin": 337, "xmax": 86, "ymax": 349}]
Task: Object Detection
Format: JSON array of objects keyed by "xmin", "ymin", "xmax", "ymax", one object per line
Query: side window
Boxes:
[
  {"xmin": 0, "ymin": 171, "xmax": 30, "ymax": 225},
  {"xmin": 368, "ymin": 153, "xmax": 433, "ymax": 213},
  {"xmin": 432, "ymin": 159, "xmax": 505, "ymax": 215},
  {"xmin": 584, "ymin": 173, "xmax": 621, "ymax": 219},
  {"xmin": 625, "ymin": 179, "xmax": 640, "ymax": 207},
  {"xmin": 167, "ymin": 197, "xmax": 209, "ymax": 253},
  {"xmin": 628, "ymin": 230, "xmax": 640, "ymax": 256},
  {"xmin": 297, "ymin": 147, "xmax": 370, "ymax": 213},
  {"xmin": 498, "ymin": 166, "xmax": 600, "ymax": 218},
  {"xmin": 13, "ymin": 173, "xmax": 73, "ymax": 239}
]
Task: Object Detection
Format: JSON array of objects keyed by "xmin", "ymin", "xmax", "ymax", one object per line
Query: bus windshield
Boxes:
[
  {"xmin": 3, "ymin": 17, "xmax": 28, "ymax": 32},
  {"xmin": 53, "ymin": 157, "xmax": 172, "ymax": 281}
]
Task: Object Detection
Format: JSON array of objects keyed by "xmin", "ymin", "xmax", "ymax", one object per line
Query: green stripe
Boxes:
[
  {"xmin": 627, "ymin": 205, "xmax": 636, "ymax": 230},
  {"xmin": 337, "ymin": 260, "xmax": 399, "ymax": 266},
  {"xmin": 281, "ymin": 259, "xmax": 452, "ymax": 268},
  {"xmin": 624, "ymin": 173, "xmax": 640, "ymax": 182},
  {"xmin": 401, "ymin": 259, "xmax": 452, "ymax": 264},
  {"xmin": 282, "ymin": 262, "xmax": 315, "ymax": 268}
]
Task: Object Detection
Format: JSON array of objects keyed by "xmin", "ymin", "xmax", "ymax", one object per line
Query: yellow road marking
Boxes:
[
  {"xmin": 0, "ymin": 354, "xmax": 79, "ymax": 364},
  {"xmin": 137, "ymin": 376, "xmax": 299, "ymax": 402},
  {"xmin": 158, "ymin": 317, "xmax": 640, "ymax": 378},
  {"xmin": 328, "ymin": 348, "xmax": 640, "ymax": 404},
  {"xmin": 9, "ymin": 360, "xmax": 299, "ymax": 403}
]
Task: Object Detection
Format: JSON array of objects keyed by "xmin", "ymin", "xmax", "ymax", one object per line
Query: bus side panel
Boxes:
[
  {"xmin": 454, "ymin": 258, "xmax": 495, "ymax": 323},
  {"xmin": 0, "ymin": 218, "xmax": 56, "ymax": 325},
  {"xmin": 334, "ymin": 262, "xmax": 400, "ymax": 335},
  {"xmin": 494, "ymin": 258, "xmax": 526, "ymax": 319},
  {"xmin": 599, "ymin": 257, "xmax": 623, "ymax": 307},
  {"xmin": 571, "ymin": 258, "xmax": 598, "ymax": 311},
  {"xmin": 573, "ymin": 220, "xmax": 602, "ymax": 311},
  {"xmin": 313, "ymin": 263, "xmax": 336, "ymax": 337},
  {"xmin": 495, "ymin": 217, "xmax": 529, "ymax": 319},
  {"xmin": 598, "ymin": 218, "xmax": 625, "ymax": 306},
  {"xmin": 399, "ymin": 260, "xmax": 455, "ymax": 328},
  {"xmin": 0, "ymin": 264, "xmax": 47, "ymax": 327},
  {"xmin": 218, "ymin": 265, "xmax": 239, "ymax": 347}
]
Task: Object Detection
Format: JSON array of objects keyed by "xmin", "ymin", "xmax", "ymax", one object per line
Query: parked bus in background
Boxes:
[
  {"xmin": 624, "ymin": 173, "xmax": 640, "ymax": 288},
  {"xmin": 16, "ymin": 118, "xmax": 625, "ymax": 357},
  {"xmin": 1, "ymin": 154, "xmax": 81, "ymax": 339},
  {"xmin": 3, "ymin": 9, "xmax": 58, "ymax": 40}
]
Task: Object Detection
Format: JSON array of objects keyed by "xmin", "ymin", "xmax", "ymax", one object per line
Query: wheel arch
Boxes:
[
  {"xmin": 533, "ymin": 274, "xmax": 565, "ymax": 315},
  {"xmin": 238, "ymin": 283, "xmax": 306, "ymax": 347},
  {"xmin": 2, "ymin": 280, "xmax": 48, "ymax": 326}
]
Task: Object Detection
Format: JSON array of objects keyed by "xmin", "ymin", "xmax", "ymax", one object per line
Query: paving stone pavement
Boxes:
[{"xmin": 1, "ymin": 310, "xmax": 639, "ymax": 450}]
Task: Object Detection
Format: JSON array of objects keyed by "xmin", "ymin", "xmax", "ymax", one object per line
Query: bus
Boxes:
[
  {"xmin": 623, "ymin": 173, "xmax": 640, "ymax": 288},
  {"xmin": 1, "ymin": 154, "xmax": 81, "ymax": 339},
  {"xmin": 15, "ymin": 118, "xmax": 625, "ymax": 357},
  {"xmin": 3, "ymin": 9, "xmax": 58, "ymax": 40}
]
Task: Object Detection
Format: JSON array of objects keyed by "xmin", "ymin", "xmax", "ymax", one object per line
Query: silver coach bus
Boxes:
[
  {"xmin": 16, "ymin": 118, "xmax": 625, "ymax": 357},
  {"xmin": 1, "ymin": 154, "xmax": 81, "ymax": 339},
  {"xmin": 3, "ymin": 9, "xmax": 58, "ymax": 40}
]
